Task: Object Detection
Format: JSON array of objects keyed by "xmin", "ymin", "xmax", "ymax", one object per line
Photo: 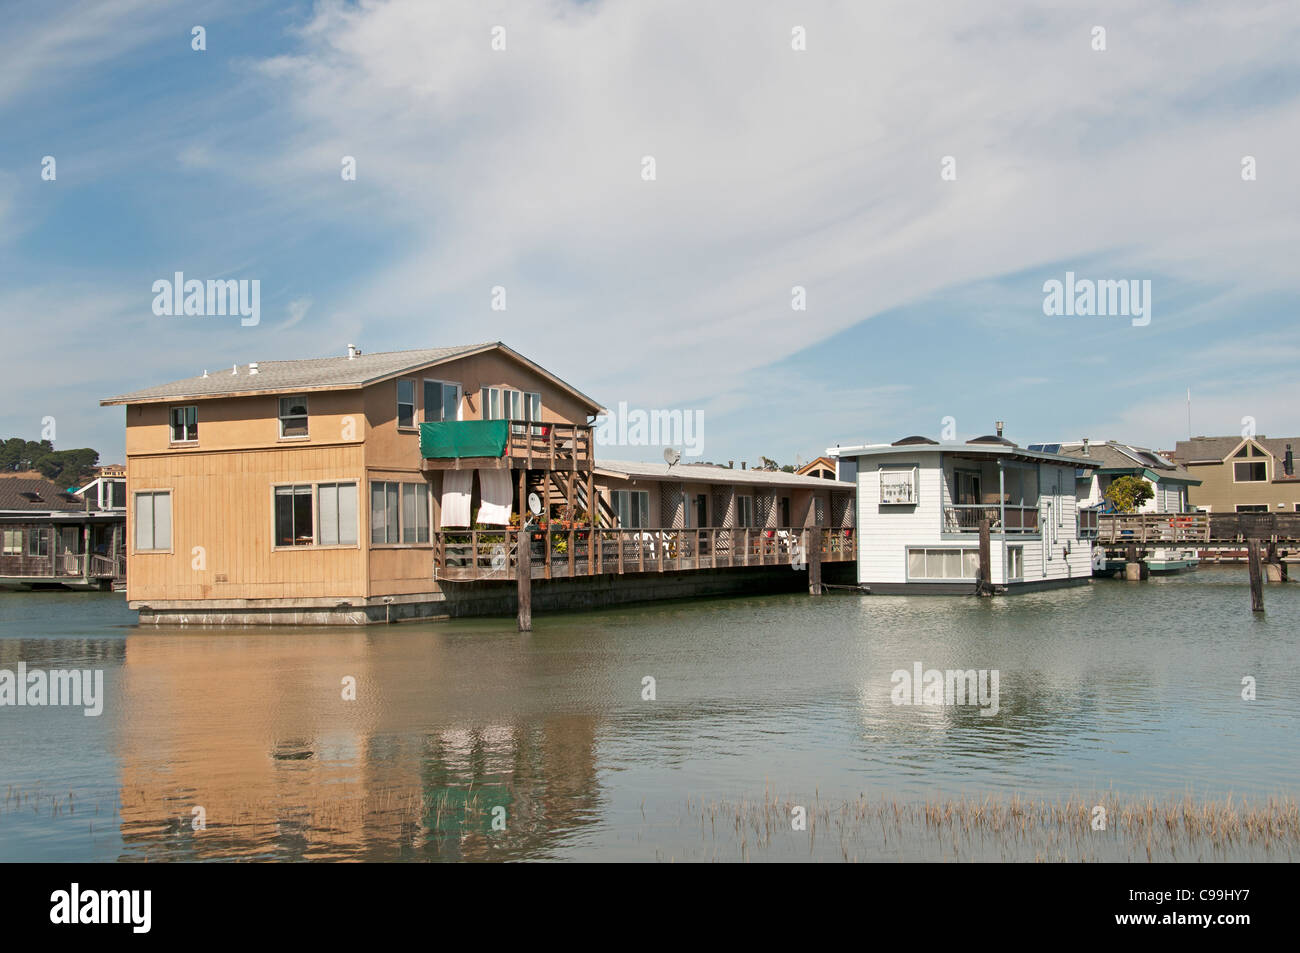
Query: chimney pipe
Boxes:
[
  {"xmin": 347, "ymin": 344, "xmax": 357, "ymax": 360},
  {"xmin": 995, "ymin": 421, "xmax": 1004, "ymax": 437},
  {"xmin": 741, "ymin": 461, "xmax": 747, "ymax": 470},
  {"xmin": 1286, "ymin": 444, "xmax": 1294, "ymax": 477},
  {"xmin": 1082, "ymin": 437, "xmax": 1090, "ymax": 456},
  {"xmin": 727, "ymin": 460, "xmax": 734, "ymax": 469}
]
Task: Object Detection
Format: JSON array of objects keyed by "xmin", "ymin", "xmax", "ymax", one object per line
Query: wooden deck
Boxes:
[
  {"xmin": 1096, "ymin": 512, "xmax": 1300, "ymax": 546},
  {"xmin": 420, "ymin": 421, "xmax": 593, "ymax": 471},
  {"xmin": 434, "ymin": 526, "xmax": 856, "ymax": 581},
  {"xmin": 0, "ymin": 552, "xmax": 125, "ymax": 589}
]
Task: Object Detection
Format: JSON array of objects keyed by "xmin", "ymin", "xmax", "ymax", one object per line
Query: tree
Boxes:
[{"xmin": 1104, "ymin": 475, "xmax": 1154, "ymax": 513}]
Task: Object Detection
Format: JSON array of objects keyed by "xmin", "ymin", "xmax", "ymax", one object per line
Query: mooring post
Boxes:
[
  {"xmin": 517, "ymin": 525, "xmax": 533, "ymax": 631},
  {"xmin": 1265, "ymin": 541, "xmax": 1284, "ymax": 583},
  {"xmin": 1125, "ymin": 543, "xmax": 1142, "ymax": 582},
  {"xmin": 1247, "ymin": 538, "xmax": 1264, "ymax": 612},
  {"xmin": 808, "ymin": 528, "xmax": 822, "ymax": 595},
  {"xmin": 976, "ymin": 519, "xmax": 993, "ymax": 596}
]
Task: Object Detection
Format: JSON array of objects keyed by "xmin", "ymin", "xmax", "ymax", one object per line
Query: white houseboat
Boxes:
[{"xmin": 829, "ymin": 429, "xmax": 1100, "ymax": 594}]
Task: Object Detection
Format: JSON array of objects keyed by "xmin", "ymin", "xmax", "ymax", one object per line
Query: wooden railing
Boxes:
[
  {"xmin": 943, "ymin": 504, "xmax": 1039, "ymax": 534},
  {"xmin": 506, "ymin": 421, "xmax": 593, "ymax": 469},
  {"xmin": 1096, "ymin": 513, "xmax": 1209, "ymax": 545},
  {"xmin": 434, "ymin": 526, "xmax": 856, "ymax": 581}
]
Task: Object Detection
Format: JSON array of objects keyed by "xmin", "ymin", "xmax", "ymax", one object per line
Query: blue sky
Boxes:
[{"xmin": 2, "ymin": 0, "xmax": 1298, "ymax": 467}]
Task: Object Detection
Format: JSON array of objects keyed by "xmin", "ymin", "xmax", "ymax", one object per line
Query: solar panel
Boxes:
[{"xmin": 1027, "ymin": 443, "xmax": 1061, "ymax": 454}]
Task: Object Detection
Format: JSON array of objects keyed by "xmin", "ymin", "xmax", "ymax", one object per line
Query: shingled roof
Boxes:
[
  {"xmin": 1172, "ymin": 435, "xmax": 1300, "ymax": 465},
  {"xmin": 1059, "ymin": 441, "xmax": 1199, "ymax": 483},
  {"xmin": 100, "ymin": 342, "xmax": 604, "ymax": 412},
  {"xmin": 0, "ymin": 477, "xmax": 85, "ymax": 513}
]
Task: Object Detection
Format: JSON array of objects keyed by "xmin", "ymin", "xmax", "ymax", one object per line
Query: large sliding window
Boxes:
[
  {"xmin": 612, "ymin": 490, "xmax": 649, "ymax": 529},
  {"xmin": 274, "ymin": 485, "xmax": 314, "ymax": 547},
  {"xmin": 423, "ymin": 380, "xmax": 461, "ymax": 423},
  {"xmin": 907, "ymin": 547, "xmax": 979, "ymax": 580},
  {"xmin": 370, "ymin": 481, "xmax": 429, "ymax": 544},
  {"xmin": 1234, "ymin": 461, "xmax": 1267, "ymax": 482},
  {"xmin": 480, "ymin": 386, "xmax": 542, "ymax": 431},
  {"xmin": 27, "ymin": 528, "xmax": 50, "ymax": 557},
  {"xmin": 134, "ymin": 491, "xmax": 172, "ymax": 551}
]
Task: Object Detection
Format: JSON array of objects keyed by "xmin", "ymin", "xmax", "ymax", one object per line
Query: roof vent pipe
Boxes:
[
  {"xmin": 1082, "ymin": 437, "xmax": 1090, "ymax": 456},
  {"xmin": 347, "ymin": 344, "xmax": 357, "ymax": 360},
  {"xmin": 249, "ymin": 362, "xmax": 259, "ymax": 375}
]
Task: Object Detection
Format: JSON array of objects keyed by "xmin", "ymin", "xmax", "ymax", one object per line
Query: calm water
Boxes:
[{"xmin": 1, "ymin": 568, "xmax": 1297, "ymax": 861}]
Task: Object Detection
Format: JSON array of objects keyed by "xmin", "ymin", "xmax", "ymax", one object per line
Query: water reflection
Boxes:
[{"xmin": 0, "ymin": 567, "xmax": 1297, "ymax": 861}]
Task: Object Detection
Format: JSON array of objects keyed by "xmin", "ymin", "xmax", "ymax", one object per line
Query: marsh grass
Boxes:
[{"xmin": 678, "ymin": 789, "xmax": 1300, "ymax": 862}]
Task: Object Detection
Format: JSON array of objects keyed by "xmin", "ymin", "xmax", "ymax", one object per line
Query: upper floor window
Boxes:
[
  {"xmin": 170, "ymin": 405, "xmax": 198, "ymax": 442},
  {"xmin": 1234, "ymin": 460, "xmax": 1267, "ymax": 482},
  {"xmin": 397, "ymin": 380, "xmax": 416, "ymax": 428},
  {"xmin": 424, "ymin": 380, "xmax": 461, "ymax": 423},
  {"xmin": 279, "ymin": 396, "xmax": 309, "ymax": 438},
  {"xmin": 481, "ymin": 387, "xmax": 541, "ymax": 424},
  {"xmin": 135, "ymin": 491, "xmax": 172, "ymax": 551}
]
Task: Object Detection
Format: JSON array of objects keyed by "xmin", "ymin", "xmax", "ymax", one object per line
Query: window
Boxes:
[
  {"xmin": 317, "ymin": 483, "xmax": 358, "ymax": 546},
  {"xmin": 170, "ymin": 405, "xmax": 198, "ymax": 442},
  {"xmin": 274, "ymin": 485, "xmax": 314, "ymax": 546},
  {"xmin": 397, "ymin": 379, "xmax": 416, "ymax": 428},
  {"xmin": 423, "ymin": 380, "xmax": 461, "ymax": 423},
  {"xmin": 612, "ymin": 490, "xmax": 649, "ymax": 529},
  {"xmin": 480, "ymin": 387, "xmax": 541, "ymax": 431},
  {"xmin": 737, "ymin": 495, "xmax": 754, "ymax": 527},
  {"xmin": 27, "ymin": 528, "xmax": 50, "ymax": 557},
  {"xmin": 481, "ymin": 386, "xmax": 503, "ymax": 420},
  {"xmin": 134, "ymin": 491, "xmax": 172, "ymax": 551},
  {"xmin": 2, "ymin": 529, "xmax": 21, "ymax": 555},
  {"xmin": 370, "ymin": 481, "xmax": 428, "ymax": 544},
  {"xmin": 1007, "ymin": 545, "xmax": 1024, "ymax": 580},
  {"xmin": 881, "ymin": 467, "xmax": 918, "ymax": 504},
  {"xmin": 1234, "ymin": 461, "xmax": 1267, "ymax": 482},
  {"xmin": 907, "ymin": 547, "xmax": 979, "ymax": 580},
  {"xmin": 279, "ymin": 395, "xmax": 309, "ymax": 438},
  {"xmin": 1235, "ymin": 504, "xmax": 1269, "ymax": 513},
  {"xmin": 401, "ymin": 483, "xmax": 430, "ymax": 543}
]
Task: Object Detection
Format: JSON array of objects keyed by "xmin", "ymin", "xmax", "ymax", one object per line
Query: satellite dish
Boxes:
[
  {"xmin": 527, "ymin": 492, "xmax": 543, "ymax": 516},
  {"xmin": 663, "ymin": 447, "xmax": 681, "ymax": 467}
]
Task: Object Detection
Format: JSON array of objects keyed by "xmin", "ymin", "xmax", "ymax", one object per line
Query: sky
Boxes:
[{"xmin": 1, "ymin": 0, "xmax": 1298, "ymax": 467}]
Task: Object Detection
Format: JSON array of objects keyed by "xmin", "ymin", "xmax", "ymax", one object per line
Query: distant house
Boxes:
[
  {"xmin": 830, "ymin": 430, "xmax": 1099, "ymax": 593},
  {"xmin": 795, "ymin": 456, "xmax": 839, "ymax": 480},
  {"xmin": 1058, "ymin": 440, "xmax": 1200, "ymax": 513},
  {"xmin": 1169, "ymin": 435, "xmax": 1300, "ymax": 513},
  {"xmin": 0, "ymin": 474, "xmax": 126, "ymax": 590}
]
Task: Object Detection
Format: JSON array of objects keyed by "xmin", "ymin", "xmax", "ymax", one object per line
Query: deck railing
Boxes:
[
  {"xmin": 506, "ymin": 421, "xmax": 593, "ymax": 469},
  {"xmin": 1096, "ymin": 513, "xmax": 1209, "ymax": 545},
  {"xmin": 943, "ymin": 504, "xmax": 1039, "ymax": 534},
  {"xmin": 0, "ymin": 551, "xmax": 124, "ymax": 579},
  {"xmin": 434, "ymin": 526, "xmax": 856, "ymax": 581}
]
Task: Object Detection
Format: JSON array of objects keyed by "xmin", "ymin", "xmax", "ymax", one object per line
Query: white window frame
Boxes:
[
  {"xmin": 169, "ymin": 405, "xmax": 198, "ymax": 443},
  {"xmin": 2, "ymin": 529, "xmax": 22, "ymax": 556},
  {"xmin": 1007, "ymin": 545, "xmax": 1024, "ymax": 581},
  {"xmin": 907, "ymin": 547, "xmax": 979, "ymax": 581},
  {"xmin": 278, "ymin": 395, "xmax": 310, "ymax": 439},
  {"xmin": 423, "ymin": 379, "xmax": 462, "ymax": 423},
  {"xmin": 880, "ymin": 466, "xmax": 919, "ymax": 505},
  {"xmin": 134, "ymin": 490, "xmax": 173, "ymax": 553}
]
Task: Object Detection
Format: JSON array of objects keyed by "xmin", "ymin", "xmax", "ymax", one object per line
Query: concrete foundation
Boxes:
[{"xmin": 133, "ymin": 563, "xmax": 857, "ymax": 626}]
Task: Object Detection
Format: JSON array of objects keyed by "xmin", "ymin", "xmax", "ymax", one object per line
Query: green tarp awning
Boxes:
[{"xmin": 420, "ymin": 420, "xmax": 509, "ymax": 459}]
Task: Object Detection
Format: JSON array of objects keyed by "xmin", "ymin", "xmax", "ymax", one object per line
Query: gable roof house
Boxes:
[
  {"xmin": 0, "ymin": 475, "xmax": 126, "ymax": 589},
  {"xmin": 1169, "ymin": 435, "xmax": 1300, "ymax": 513},
  {"xmin": 101, "ymin": 342, "xmax": 855, "ymax": 624},
  {"xmin": 1057, "ymin": 440, "xmax": 1200, "ymax": 513}
]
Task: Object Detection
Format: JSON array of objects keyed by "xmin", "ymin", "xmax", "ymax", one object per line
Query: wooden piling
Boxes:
[
  {"xmin": 808, "ymin": 529, "xmax": 822, "ymax": 595},
  {"xmin": 976, "ymin": 519, "xmax": 993, "ymax": 596},
  {"xmin": 517, "ymin": 528, "xmax": 533, "ymax": 631},
  {"xmin": 1247, "ymin": 539, "xmax": 1264, "ymax": 612}
]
